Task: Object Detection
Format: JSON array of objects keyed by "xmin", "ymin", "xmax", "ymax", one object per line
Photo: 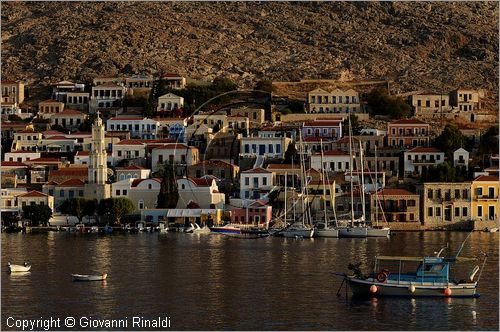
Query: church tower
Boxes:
[
  {"xmin": 84, "ymin": 112, "xmax": 111, "ymax": 200},
  {"xmin": 88, "ymin": 112, "xmax": 107, "ymax": 184}
]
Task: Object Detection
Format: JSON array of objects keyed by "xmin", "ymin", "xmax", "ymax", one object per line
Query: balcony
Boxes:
[
  {"xmin": 412, "ymin": 159, "xmax": 437, "ymax": 165},
  {"xmin": 476, "ymin": 195, "xmax": 498, "ymax": 200}
]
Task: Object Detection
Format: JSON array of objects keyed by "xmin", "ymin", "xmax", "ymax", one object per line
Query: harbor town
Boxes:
[{"xmin": 1, "ymin": 75, "xmax": 498, "ymax": 236}]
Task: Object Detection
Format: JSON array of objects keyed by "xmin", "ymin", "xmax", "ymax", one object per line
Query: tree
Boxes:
[
  {"xmin": 254, "ymin": 80, "xmax": 274, "ymax": 93},
  {"xmin": 78, "ymin": 113, "xmax": 98, "ymax": 132},
  {"xmin": 367, "ymin": 87, "xmax": 411, "ymax": 119},
  {"xmin": 284, "ymin": 142, "xmax": 298, "ymax": 163},
  {"xmin": 342, "ymin": 114, "xmax": 363, "ymax": 136},
  {"xmin": 420, "ymin": 162, "xmax": 463, "ymax": 182},
  {"xmin": 50, "ymin": 124, "xmax": 69, "ymax": 134},
  {"xmin": 60, "ymin": 198, "xmax": 96, "ymax": 223},
  {"xmin": 434, "ymin": 124, "xmax": 467, "ymax": 159},
  {"xmin": 98, "ymin": 197, "xmax": 135, "ymax": 225},
  {"xmin": 478, "ymin": 125, "xmax": 499, "ymax": 157},
  {"xmin": 155, "ymin": 163, "xmax": 179, "ymax": 208},
  {"xmin": 22, "ymin": 204, "xmax": 52, "ymax": 226}
]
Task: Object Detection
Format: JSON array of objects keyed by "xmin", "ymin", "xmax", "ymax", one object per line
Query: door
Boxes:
[
  {"xmin": 259, "ymin": 144, "xmax": 265, "ymax": 155},
  {"xmin": 489, "ymin": 206, "xmax": 495, "ymax": 220},
  {"xmin": 445, "ymin": 207, "xmax": 451, "ymax": 221}
]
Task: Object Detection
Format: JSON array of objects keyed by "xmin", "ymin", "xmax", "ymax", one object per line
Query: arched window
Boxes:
[
  {"xmin": 148, "ymin": 183, "xmax": 152, "ymax": 189},
  {"xmin": 120, "ymin": 174, "xmax": 125, "ymax": 180},
  {"xmin": 138, "ymin": 200, "xmax": 144, "ymax": 209}
]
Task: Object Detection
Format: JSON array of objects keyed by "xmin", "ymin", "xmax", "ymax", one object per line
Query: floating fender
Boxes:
[
  {"xmin": 409, "ymin": 285, "xmax": 416, "ymax": 293},
  {"xmin": 443, "ymin": 288, "xmax": 452, "ymax": 296},
  {"xmin": 370, "ymin": 285, "xmax": 378, "ymax": 294}
]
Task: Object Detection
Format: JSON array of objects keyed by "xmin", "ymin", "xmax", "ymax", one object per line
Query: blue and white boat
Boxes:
[
  {"xmin": 209, "ymin": 224, "xmax": 242, "ymax": 235},
  {"xmin": 342, "ymin": 233, "xmax": 487, "ymax": 298}
]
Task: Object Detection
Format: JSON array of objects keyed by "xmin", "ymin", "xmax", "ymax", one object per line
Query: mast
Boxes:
[
  {"xmin": 348, "ymin": 113, "xmax": 355, "ymax": 226},
  {"xmin": 359, "ymin": 140, "xmax": 366, "ymax": 222},
  {"xmin": 320, "ymin": 139, "xmax": 328, "ymax": 227},
  {"xmin": 284, "ymin": 171, "xmax": 287, "ymax": 227},
  {"xmin": 375, "ymin": 144, "xmax": 379, "ymax": 226}
]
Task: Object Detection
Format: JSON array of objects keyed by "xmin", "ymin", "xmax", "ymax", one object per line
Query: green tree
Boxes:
[
  {"xmin": 22, "ymin": 204, "xmax": 52, "ymax": 226},
  {"xmin": 343, "ymin": 114, "xmax": 363, "ymax": 135},
  {"xmin": 254, "ymin": 80, "xmax": 274, "ymax": 93},
  {"xmin": 434, "ymin": 124, "xmax": 467, "ymax": 159},
  {"xmin": 284, "ymin": 142, "xmax": 298, "ymax": 163},
  {"xmin": 478, "ymin": 126, "xmax": 499, "ymax": 157},
  {"xmin": 367, "ymin": 87, "xmax": 411, "ymax": 119},
  {"xmin": 420, "ymin": 162, "xmax": 458, "ymax": 182},
  {"xmin": 155, "ymin": 163, "xmax": 179, "ymax": 208},
  {"xmin": 98, "ymin": 197, "xmax": 135, "ymax": 225},
  {"xmin": 60, "ymin": 198, "xmax": 96, "ymax": 223}
]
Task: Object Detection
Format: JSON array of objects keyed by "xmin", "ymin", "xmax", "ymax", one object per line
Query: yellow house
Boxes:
[{"xmin": 471, "ymin": 175, "xmax": 499, "ymax": 221}]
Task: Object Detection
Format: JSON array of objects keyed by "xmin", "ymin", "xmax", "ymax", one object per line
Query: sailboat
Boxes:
[
  {"xmin": 338, "ymin": 114, "xmax": 368, "ymax": 238},
  {"xmin": 314, "ymin": 139, "xmax": 339, "ymax": 238},
  {"xmin": 281, "ymin": 131, "xmax": 314, "ymax": 238},
  {"xmin": 366, "ymin": 145, "xmax": 391, "ymax": 237}
]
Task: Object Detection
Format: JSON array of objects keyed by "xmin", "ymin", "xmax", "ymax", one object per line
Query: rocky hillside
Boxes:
[{"xmin": 1, "ymin": 1, "xmax": 498, "ymax": 99}]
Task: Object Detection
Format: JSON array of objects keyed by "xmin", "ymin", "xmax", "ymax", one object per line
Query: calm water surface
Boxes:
[{"xmin": 1, "ymin": 231, "xmax": 498, "ymax": 330}]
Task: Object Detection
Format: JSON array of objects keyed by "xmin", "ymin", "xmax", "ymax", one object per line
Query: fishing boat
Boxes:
[
  {"xmin": 340, "ymin": 233, "xmax": 486, "ymax": 297},
  {"xmin": 210, "ymin": 224, "xmax": 242, "ymax": 235},
  {"xmin": 7, "ymin": 262, "xmax": 31, "ymax": 273},
  {"xmin": 72, "ymin": 273, "xmax": 108, "ymax": 281}
]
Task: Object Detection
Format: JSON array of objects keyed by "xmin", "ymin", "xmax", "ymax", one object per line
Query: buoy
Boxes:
[
  {"xmin": 370, "ymin": 285, "xmax": 378, "ymax": 294},
  {"xmin": 443, "ymin": 288, "xmax": 452, "ymax": 296},
  {"xmin": 409, "ymin": 285, "xmax": 416, "ymax": 293}
]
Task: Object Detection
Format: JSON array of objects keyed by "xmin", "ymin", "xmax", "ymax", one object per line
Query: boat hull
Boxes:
[
  {"xmin": 8, "ymin": 265, "xmax": 31, "ymax": 273},
  {"xmin": 210, "ymin": 227, "xmax": 242, "ymax": 235},
  {"xmin": 72, "ymin": 273, "xmax": 107, "ymax": 282},
  {"xmin": 339, "ymin": 227, "xmax": 367, "ymax": 238},
  {"xmin": 367, "ymin": 227, "xmax": 390, "ymax": 237},
  {"xmin": 314, "ymin": 228, "xmax": 339, "ymax": 238},
  {"xmin": 346, "ymin": 277, "xmax": 478, "ymax": 298},
  {"xmin": 282, "ymin": 228, "xmax": 314, "ymax": 238}
]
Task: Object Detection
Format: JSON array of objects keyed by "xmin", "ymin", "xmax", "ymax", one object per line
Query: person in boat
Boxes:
[{"xmin": 24, "ymin": 262, "xmax": 28, "ymax": 267}]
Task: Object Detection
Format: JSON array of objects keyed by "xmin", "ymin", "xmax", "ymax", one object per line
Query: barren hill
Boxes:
[{"xmin": 1, "ymin": 1, "xmax": 498, "ymax": 100}]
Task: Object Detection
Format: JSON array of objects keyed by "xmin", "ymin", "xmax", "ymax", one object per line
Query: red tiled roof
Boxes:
[
  {"xmin": 376, "ymin": 188, "xmax": 417, "ymax": 196},
  {"xmin": 242, "ymin": 167, "xmax": 271, "ymax": 174},
  {"xmin": 473, "ymin": 175, "xmax": 499, "ymax": 182},
  {"xmin": 75, "ymin": 151, "xmax": 90, "ymax": 156},
  {"xmin": 26, "ymin": 157, "xmax": 61, "ymax": 163},
  {"xmin": 315, "ymin": 150, "xmax": 349, "ymax": 156},
  {"xmin": 108, "ymin": 117, "xmax": 145, "ymax": 121},
  {"xmin": 18, "ymin": 190, "xmax": 47, "ymax": 198},
  {"xmin": 115, "ymin": 139, "xmax": 146, "ymax": 146},
  {"xmin": 49, "ymin": 167, "xmax": 88, "ymax": 176},
  {"xmin": 389, "ymin": 119, "xmax": 428, "ymax": 125},
  {"xmin": 16, "ymin": 130, "xmax": 38, "ymax": 134},
  {"xmin": 407, "ymin": 147, "xmax": 442, "ymax": 153},
  {"xmin": 188, "ymin": 178, "xmax": 215, "ymax": 186},
  {"xmin": 42, "ymin": 130, "xmax": 66, "ymax": 136},
  {"xmin": 58, "ymin": 179, "xmax": 85, "ymax": 187},
  {"xmin": 6, "ymin": 150, "xmax": 39, "ymax": 154},
  {"xmin": 336, "ymin": 136, "xmax": 360, "ymax": 144},
  {"xmin": 162, "ymin": 73, "xmax": 182, "ymax": 78},
  {"xmin": 131, "ymin": 178, "xmax": 161, "ymax": 187},
  {"xmin": 153, "ymin": 143, "xmax": 192, "ymax": 150},
  {"xmin": 53, "ymin": 109, "xmax": 85, "ymax": 116},
  {"xmin": 266, "ymin": 164, "xmax": 300, "ymax": 170},
  {"xmin": 0, "ymin": 161, "xmax": 27, "ymax": 167},
  {"xmin": 120, "ymin": 165, "xmax": 146, "ymax": 170},
  {"xmin": 303, "ymin": 120, "xmax": 342, "ymax": 127},
  {"xmin": 95, "ymin": 83, "xmax": 124, "ymax": 88},
  {"xmin": 39, "ymin": 99, "xmax": 62, "ymax": 104},
  {"xmin": 46, "ymin": 136, "xmax": 71, "ymax": 140}
]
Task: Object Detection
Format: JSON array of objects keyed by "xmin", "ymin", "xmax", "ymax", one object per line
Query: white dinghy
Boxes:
[
  {"xmin": 7, "ymin": 262, "xmax": 31, "ymax": 273},
  {"xmin": 72, "ymin": 273, "xmax": 107, "ymax": 281}
]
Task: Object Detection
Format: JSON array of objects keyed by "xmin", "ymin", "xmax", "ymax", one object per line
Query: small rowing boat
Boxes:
[
  {"xmin": 72, "ymin": 273, "xmax": 107, "ymax": 281},
  {"xmin": 7, "ymin": 262, "xmax": 31, "ymax": 273}
]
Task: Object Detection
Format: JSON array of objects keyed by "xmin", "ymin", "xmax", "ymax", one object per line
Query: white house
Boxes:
[
  {"xmin": 176, "ymin": 176, "xmax": 225, "ymax": 209},
  {"xmin": 310, "ymin": 150, "xmax": 352, "ymax": 172},
  {"xmin": 111, "ymin": 139, "xmax": 147, "ymax": 165},
  {"xmin": 403, "ymin": 147, "xmax": 445, "ymax": 175},
  {"xmin": 90, "ymin": 83, "xmax": 127, "ymax": 110},
  {"xmin": 307, "ymin": 88, "xmax": 361, "ymax": 113},
  {"xmin": 240, "ymin": 137, "xmax": 291, "ymax": 159},
  {"xmin": 106, "ymin": 117, "xmax": 160, "ymax": 139},
  {"xmin": 116, "ymin": 165, "xmax": 151, "ymax": 181},
  {"xmin": 112, "ymin": 178, "xmax": 162, "ymax": 211},
  {"xmin": 453, "ymin": 148, "xmax": 470, "ymax": 171},
  {"xmin": 74, "ymin": 151, "xmax": 113, "ymax": 166},
  {"xmin": 4, "ymin": 151, "xmax": 41, "ymax": 163},
  {"xmin": 240, "ymin": 168, "xmax": 273, "ymax": 200},
  {"xmin": 157, "ymin": 93, "xmax": 184, "ymax": 111}
]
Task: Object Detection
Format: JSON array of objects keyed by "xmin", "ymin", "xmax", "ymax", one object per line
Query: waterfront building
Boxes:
[
  {"xmin": 112, "ymin": 178, "xmax": 161, "ymax": 211},
  {"xmin": 370, "ymin": 188, "xmax": 420, "ymax": 224},
  {"xmin": 43, "ymin": 179, "xmax": 85, "ymax": 211},
  {"xmin": 403, "ymin": 147, "xmax": 445, "ymax": 176},
  {"xmin": 307, "ymin": 88, "xmax": 361, "ymax": 114},
  {"xmin": 310, "ymin": 150, "xmax": 352, "ymax": 173},
  {"xmin": 239, "ymin": 136, "xmax": 291, "ymax": 159},
  {"xmin": 141, "ymin": 208, "xmax": 223, "ymax": 226},
  {"xmin": 176, "ymin": 177, "xmax": 225, "ymax": 209},
  {"xmin": 112, "ymin": 139, "xmax": 147, "ymax": 166},
  {"xmin": 239, "ymin": 168, "xmax": 273, "ymax": 199},
  {"xmin": 1, "ymin": 187, "xmax": 27, "ymax": 214},
  {"xmin": 155, "ymin": 117, "xmax": 187, "ymax": 141},
  {"xmin": 266, "ymin": 163, "xmax": 302, "ymax": 187},
  {"xmin": 387, "ymin": 118, "xmax": 430, "ymax": 148},
  {"xmin": 229, "ymin": 200, "xmax": 272, "ymax": 229},
  {"xmin": 84, "ymin": 112, "xmax": 111, "ymax": 201},
  {"xmin": 16, "ymin": 190, "xmax": 54, "ymax": 212},
  {"xmin": 471, "ymin": 175, "xmax": 499, "ymax": 221},
  {"xmin": 416, "ymin": 182, "xmax": 471, "ymax": 226}
]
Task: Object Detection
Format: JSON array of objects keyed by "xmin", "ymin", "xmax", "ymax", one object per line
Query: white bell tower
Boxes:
[{"xmin": 88, "ymin": 111, "xmax": 107, "ymax": 184}]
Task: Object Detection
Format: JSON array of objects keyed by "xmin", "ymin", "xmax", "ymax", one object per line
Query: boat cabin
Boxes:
[{"xmin": 372, "ymin": 256, "xmax": 452, "ymax": 283}]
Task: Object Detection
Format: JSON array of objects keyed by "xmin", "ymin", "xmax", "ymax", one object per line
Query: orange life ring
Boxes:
[{"xmin": 376, "ymin": 271, "xmax": 388, "ymax": 283}]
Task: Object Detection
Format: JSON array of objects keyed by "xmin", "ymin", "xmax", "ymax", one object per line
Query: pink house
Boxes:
[{"xmin": 230, "ymin": 200, "xmax": 272, "ymax": 229}]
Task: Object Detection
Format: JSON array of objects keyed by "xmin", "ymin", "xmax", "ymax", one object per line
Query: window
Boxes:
[
  {"xmin": 138, "ymin": 200, "xmax": 144, "ymax": 209},
  {"xmin": 488, "ymin": 187, "xmax": 495, "ymax": 198},
  {"xmin": 118, "ymin": 151, "xmax": 122, "ymax": 157},
  {"xmin": 477, "ymin": 206, "xmax": 483, "ymax": 217},
  {"xmin": 428, "ymin": 207, "xmax": 433, "ymax": 217},
  {"xmin": 454, "ymin": 189, "xmax": 460, "ymax": 199},
  {"xmin": 455, "ymin": 207, "xmax": 460, "ymax": 217},
  {"xmin": 276, "ymin": 145, "xmax": 281, "ymax": 154},
  {"xmin": 148, "ymin": 183, "xmax": 152, "ymax": 189},
  {"xmin": 436, "ymin": 207, "xmax": 441, "ymax": 217},
  {"xmin": 427, "ymin": 189, "xmax": 433, "ymax": 199},
  {"xmin": 116, "ymin": 190, "xmax": 120, "ymax": 196},
  {"xmin": 263, "ymin": 177, "xmax": 267, "ymax": 186},
  {"xmin": 60, "ymin": 190, "xmax": 65, "ymax": 197},
  {"xmin": 123, "ymin": 190, "xmax": 127, "ymax": 196},
  {"xmin": 462, "ymin": 207, "xmax": 468, "ymax": 217},
  {"xmin": 476, "ymin": 187, "xmax": 483, "ymax": 196},
  {"xmin": 245, "ymin": 178, "xmax": 249, "ymax": 186},
  {"xmin": 463, "ymin": 189, "xmax": 469, "ymax": 199},
  {"xmin": 436, "ymin": 155, "xmax": 441, "ymax": 161}
]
